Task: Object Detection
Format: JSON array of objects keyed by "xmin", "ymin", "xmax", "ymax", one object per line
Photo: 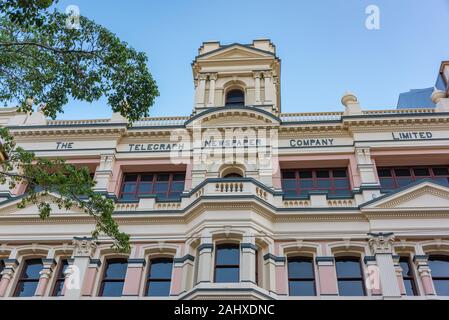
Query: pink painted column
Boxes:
[
  {"xmin": 393, "ymin": 256, "xmax": 407, "ymax": 295},
  {"xmin": 364, "ymin": 256, "xmax": 382, "ymax": 296},
  {"xmin": 81, "ymin": 259, "xmax": 101, "ymax": 296},
  {"xmin": 122, "ymin": 259, "xmax": 145, "ymax": 296},
  {"xmin": 0, "ymin": 259, "xmax": 18, "ymax": 297},
  {"xmin": 414, "ymin": 255, "xmax": 436, "ymax": 296},
  {"xmin": 184, "ymin": 162, "xmax": 193, "ymax": 190},
  {"xmin": 316, "ymin": 257, "xmax": 338, "ymax": 295},
  {"xmin": 35, "ymin": 259, "xmax": 56, "ymax": 296}
]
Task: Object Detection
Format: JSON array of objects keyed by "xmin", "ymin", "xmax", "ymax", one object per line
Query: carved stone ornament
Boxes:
[
  {"xmin": 368, "ymin": 232, "xmax": 395, "ymax": 254},
  {"xmin": 72, "ymin": 237, "xmax": 97, "ymax": 258}
]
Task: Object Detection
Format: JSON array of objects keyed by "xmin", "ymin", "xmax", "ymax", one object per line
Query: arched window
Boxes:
[
  {"xmin": 399, "ymin": 256, "xmax": 418, "ymax": 296},
  {"xmin": 99, "ymin": 258, "xmax": 128, "ymax": 297},
  {"xmin": 214, "ymin": 244, "xmax": 240, "ymax": 283},
  {"xmin": 52, "ymin": 259, "xmax": 69, "ymax": 296},
  {"xmin": 335, "ymin": 256, "xmax": 365, "ymax": 296},
  {"xmin": 223, "ymin": 173, "xmax": 243, "ymax": 178},
  {"xmin": 225, "ymin": 89, "xmax": 245, "ymax": 107},
  {"xmin": 428, "ymin": 255, "xmax": 449, "ymax": 296},
  {"xmin": 146, "ymin": 258, "xmax": 173, "ymax": 297},
  {"xmin": 287, "ymin": 256, "xmax": 316, "ymax": 296},
  {"xmin": 14, "ymin": 259, "xmax": 43, "ymax": 297}
]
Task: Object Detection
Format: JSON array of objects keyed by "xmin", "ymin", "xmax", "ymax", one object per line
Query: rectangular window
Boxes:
[
  {"xmin": 146, "ymin": 258, "xmax": 173, "ymax": 297},
  {"xmin": 288, "ymin": 257, "xmax": 316, "ymax": 296},
  {"xmin": 52, "ymin": 259, "xmax": 69, "ymax": 296},
  {"xmin": 14, "ymin": 259, "xmax": 43, "ymax": 297},
  {"xmin": 399, "ymin": 256, "xmax": 418, "ymax": 296},
  {"xmin": 119, "ymin": 172, "xmax": 185, "ymax": 201},
  {"xmin": 335, "ymin": 257, "xmax": 366, "ymax": 296},
  {"xmin": 214, "ymin": 244, "xmax": 240, "ymax": 283},
  {"xmin": 378, "ymin": 166, "xmax": 449, "ymax": 190},
  {"xmin": 99, "ymin": 259, "xmax": 128, "ymax": 297},
  {"xmin": 281, "ymin": 168, "xmax": 351, "ymax": 197}
]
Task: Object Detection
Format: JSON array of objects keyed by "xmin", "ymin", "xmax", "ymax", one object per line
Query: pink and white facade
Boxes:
[{"xmin": 1, "ymin": 40, "xmax": 449, "ymax": 299}]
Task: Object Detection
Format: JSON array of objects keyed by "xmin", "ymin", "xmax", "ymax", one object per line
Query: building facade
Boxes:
[{"xmin": 1, "ymin": 40, "xmax": 449, "ymax": 299}]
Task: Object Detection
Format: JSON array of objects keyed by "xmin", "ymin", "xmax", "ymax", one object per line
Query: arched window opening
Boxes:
[
  {"xmin": 14, "ymin": 259, "xmax": 43, "ymax": 297},
  {"xmin": 225, "ymin": 89, "xmax": 245, "ymax": 107},
  {"xmin": 335, "ymin": 256, "xmax": 365, "ymax": 296},
  {"xmin": 428, "ymin": 255, "xmax": 449, "ymax": 296},
  {"xmin": 223, "ymin": 173, "xmax": 243, "ymax": 178},
  {"xmin": 99, "ymin": 258, "xmax": 128, "ymax": 297},
  {"xmin": 287, "ymin": 256, "xmax": 316, "ymax": 296},
  {"xmin": 214, "ymin": 244, "xmax": 240, "ymax": 283},
  {"xmin": 146, "ymin": 258, "xmax": 173, "ymax": 297}
]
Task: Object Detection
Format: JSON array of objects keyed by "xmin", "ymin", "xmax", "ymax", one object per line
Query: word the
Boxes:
[
  {"xmin": 56, "ymin": 142, "xmax": 74, "ymax": 149},
  {"xmin": 289, "ymin": 138, "xmax": 334, "ymax": 148},
  {"xmin": 392, "ymin": 132, "xmax": 433, "ymax": 140}
]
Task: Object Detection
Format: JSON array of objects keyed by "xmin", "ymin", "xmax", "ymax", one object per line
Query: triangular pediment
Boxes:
[
  {"xmin": 0, "ymin": 193, "xmax": 84, "ymax": 217},
  {"xmin": 361, "ymin": 180, "xmax": 449, "ymax": 210},
  {"xmin": 197, "ymin": 44, "xmax": 274, "ymax": 61}
]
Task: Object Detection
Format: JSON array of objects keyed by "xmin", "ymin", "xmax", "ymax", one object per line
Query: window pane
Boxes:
[
  {"xmin": 298, "ymin": 171, "xmax": 313, "ymax": 179},
  {"xmin": 378, "ymin": 169, "xmax": 391, "ymax": 177},
  {"xmin": 334, "ymin": 179, "xmax": 350, "ymax": 189},
  {"xmin": 288, "ymin": 258, "xmax": 314, "ymax": 279},
  {"xmin": 433, "ymin": 168, "xmax": 449, "ymax": 176},
  {"xmin": 171, "ymin": 182, "xmax": 185, "ymax": 193},
  {"xmin": 433, "ymin": 280, "xmax": 449, "ymax": 296},
  {"xmin": 155, "ymin": 182, "xmax": 168, "ymax": 193},
  {"xmin": 289, "ymin": 280, "xmax": 315, "ymax": 296},
  {"xmin": 433, "ymin": 177, "xmax": 449, "ymax": 185},
  {"xmin": 15, "ymin": 281, "xmax": 39, "ymax": 297},
  {"xmin": 104, "ymin": 260, "xmax": 128, "ymax": 279},
  {"xmin": 216, "ymin": 245, "xmax": 239, "ymax": 265},
  {"xmin": 333, "ymin": 170, "xmax": 347, "ymax": 178},
  {"xmin": 395, "ymin": 168, "xmax": 411, "ymax": 177},
  {"xmin": 397, "ymin": 177, "xmax": 413, "ymax": 187},
  {"xmin": 336, "ymin": 258, "xmax": 362, "ymax": 278},
  {"xmin": 0, "ymin": 260, "xmax": 4, "ymax": 280},
  {"xmin": 122, "ymin": 183, "xmax": 136, "ymax": 193},
  {"xmin": 404, "ymin": 279, "xmax": 417, "ymax": 296},
  {"xmin": 338, "ymin": 280, "xmax": 365, "ymax": 296},
  {"xmin": 173, "ymin": 173, "xmax": 185, "ymax": 181},
  {"xmin": 124, "ymin": 174, "xmax": 138, "ymax": 182},
  {"xmin": 22, "ymin": 260, "xmax": 43, "ymax": 279},
  {"xmin": 413, "ymin": 168, "xmax": 429, "ymax": 176},
  {"xmin": 101, "ymin": 281, "xmax": 124, "ymax": 297},
  {"xmin": 140, "ymin": 174, "xmax": 153, "ymax": 182},
  {"xmin": 149, "ymin": 259, "xmax": 173, "ymax": 279},
  {"xmin": 334, "ymin": 189, "xmax": 352, "ymax": 196},
  {"xmin": 316, "ymin": 179, "xmax": 331, "ymax": 188},
  {"xmin": 138, "ymin": 183, "xmax": 153, "ymax": 193},
  {"xmin": 428, "ymin": 257, "xmax": 449, "ymax": 277},
  {"xmin": 120, "ymin": 193, "xmax": 136, "ymax": 201},
  {"xmin": 282, "ymin": 180, "xmax": 296, "ymax": 190},
  {"xmin": 299, "ymin": 180, "xmax": 313, "ymax": 189},
  {"xmin": 282, "ymin": 171, "xmax": 295, "ymax": 179},
  {"xmin": 53, "ymin": 281, "xmax": 65, "ymax": 297},
  {"xmin": 316, "ymin": 170, "xmax": 329, "ymax": 178},
  {"xmin": 157, "ymin": 174, "xmax": 169, "ymax": 181},
  {"xmin": 146, "ymin": 280, "xmax": 171, "ymax": 297},
  {"xmin": 379, "ymin": 178, "xmax": 395, "ymax": 189},
  {"xmin": 399, "ymin": 258, "xmax": 412, "ymax": 277},
  {"xmin": 215, "ymin": 267, "xmax": 239, "ymax": 283}
]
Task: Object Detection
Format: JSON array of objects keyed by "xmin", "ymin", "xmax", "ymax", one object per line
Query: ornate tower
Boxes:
[{"xmin": 191, "ymin": 39, "xmax": 281, "ymax": 115}]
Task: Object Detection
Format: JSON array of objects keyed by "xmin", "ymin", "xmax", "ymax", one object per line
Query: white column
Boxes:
[
  {"xmin": 196, "ymin": 233, "xmax": 213, "ymax": 283},
  {"xmin": 254, "ymin": 71, "xmax": 261, "ymax": 105},
  {"xmin": 195, "ymin": 73, "xmax": 207, "ymax": 108},
  {"xmin": 263, "ymin": 71, "xmax": 274, "ymax": 104},
  {"xmin": 207, "ymin": 73, "xmax": 217, "ymax": 107},
  {"xmin": 93, "ymin": 154, "xmax": 115, "ymax": 194},
  {"xmin": 64, "ymin": 237, "xmax": 97, "ymax": 299},
  {"xmin": 240, "ymin": 235, "xmax": 257, "ymax": 284},
  {"xmin": 368, "ymin": 232, "xmax": 401, "ymax": 298}
]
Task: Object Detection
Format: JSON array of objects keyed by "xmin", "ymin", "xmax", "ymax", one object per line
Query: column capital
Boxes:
[
  {"xmin": 368, "ymin": 232, "xmax": 395, "ymax": 254},
  {"xmin": 208, "ymin": 73, "xmax": 218, "ymax": 81},
  {"xmin": 261, "ymin": 70, "xmax": 272, "ymax": 78},
  {"xmin": 72, "ymin": 236, "xmax": 97, "ymax": 258},
  {"xmin": 253, "ymin": 71, "xmax": 262, "ymax": 78},
  {"xmin": 197, "ymin": 73, "xmax": 208, "ymax": 81}
]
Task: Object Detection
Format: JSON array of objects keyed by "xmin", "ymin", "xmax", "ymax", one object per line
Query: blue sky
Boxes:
[{"xmin": 54, "ymin": 0, "xmax": 449, "ymax": 119}]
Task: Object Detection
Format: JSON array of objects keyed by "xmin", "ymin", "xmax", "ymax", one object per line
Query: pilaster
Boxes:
[
  {"xmin": 0, "ymin": 259, "xmax": 18, "ymax": 297},
  {"xmin": 413, "ymin": 255, "xmax": 435, "ymax": 296}
]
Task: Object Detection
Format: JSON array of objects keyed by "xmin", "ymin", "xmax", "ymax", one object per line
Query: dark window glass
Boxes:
[
  {"xmin": 14, "ymin": 259, "xmax": 43, "ymax": 297},
  {"xmin": 146, "ymin": 258, "xmax": 173, "ymax": 297},
  {"xmin": 225, "ymin": 89, "xmax": 245, "ymax": 106},
  {"xmin": 215, "ymin": 244, "xmax": 239, "ymax": 283},
  {"xmin": 399, "ymin": 257, "xmax": 418, "ymax": 296},
  {"xmin": 99, "ymin": 259, "xmax": 127, "ymax": 297},
  {"xmin": 0, "ymin": 260, "xmax": 4, "ymax": 280},
  {"xmin": 281, "ymin": 168, "xmax": 351, "ymax": 197},
  {"xmin": 428, "ymin": 255, "xmax": 449, "ymax": 296},
  {"xmin": 288, "ymin": 257, "xmax": 316, "ymax": 296},
  {"xmin": 119, "ymin": 173, "xmax": 185, "ymax": 200},
  {"xmin": 378, "ymin": 166, "xmax": 449, "ymax": 190},
  {"xmin": 52, "ymin": 259, "xmax": 69, "ymax": 296},
  {"xmin": 336, "ymin": 257, "xmax": 365, "ymax": 296}
]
